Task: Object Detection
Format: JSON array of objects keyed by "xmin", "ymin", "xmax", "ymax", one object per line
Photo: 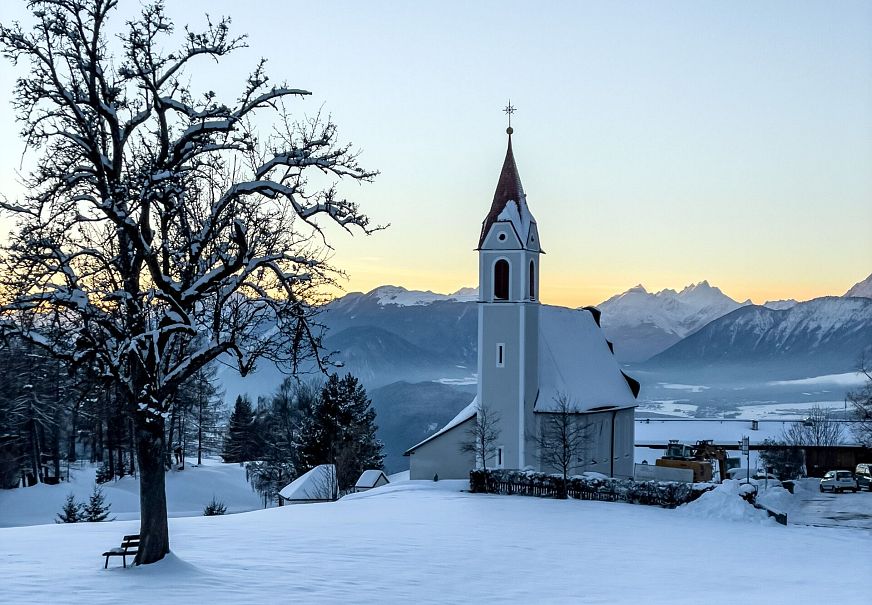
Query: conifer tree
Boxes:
[
  {"xmin": 223, "ymin": 395, "xmax": 257, "ymax": 463},
  {"xmin": 246, "ymin": 379, "xmax": 318, "ymax": 505},
  {"xmin": 82, "ymin": 485, "xmax": 113, "ymax": 522},
  {"xmin": 298, "ymin": 374, "xmax": 384, "ymax": 491},
  {"xmin": 56, "ymin": 493, "xmax": 82, "ymax": 523}
]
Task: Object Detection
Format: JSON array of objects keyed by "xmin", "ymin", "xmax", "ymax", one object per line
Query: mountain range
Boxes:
[
  {"xmin": 215, "ymin": 274, "xmax": 871, "ymax": 470},
  {"xmin": 313, "ymin": 273, "xmax": 872, "ymax": 382},
  {"xmin": 595, "ymin": 281, "xmax": 748, "ymax": 362},
  {"xmin": 645, "ymin": 295, "xmax": 872, "ymax": 379}
]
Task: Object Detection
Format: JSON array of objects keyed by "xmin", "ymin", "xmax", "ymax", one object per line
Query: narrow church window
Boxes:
[
  {"xmin": 496, "ymin": 343, "xmax": 505, "ymax": 367},
  {"xmin": 494, "ymin": 259, "xmax": 509, "ymax": 300},
  {"xmin": 529, "ymin": 260, "xmax": 536, "ymax": 300},
  {"xmin": 497, "ymin": 446, "xmax": 504, "ymax": 468}
]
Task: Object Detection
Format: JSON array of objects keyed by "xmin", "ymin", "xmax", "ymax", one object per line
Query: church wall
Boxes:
[
  {"xmin": 534, "ymin": 407, "xmax": 636, "ymax": 478},
  {"xmin": 522, "ymin": 303, "xmax": 539, "ymax": 468},
  {"xmin": 612, "ymin": 407, "xmax": 635, "ymax": 478},
  {"xmin": 480, "ymin": 303, "xmax": 522, "ymax": 468},
  {"xmin": 408, "ymin": 418, "xmax": 477, "ymax": 480}
]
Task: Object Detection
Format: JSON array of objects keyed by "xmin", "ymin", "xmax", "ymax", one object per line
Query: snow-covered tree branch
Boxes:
[{"xmin": 0, "ymin": 0, "xmax": 378, "ymax": 565}]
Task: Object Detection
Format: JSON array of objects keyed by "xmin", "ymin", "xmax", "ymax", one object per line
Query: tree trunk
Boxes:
[
  {"xmin": 134, "ymin": 413, "xmax": 170, "ymax": 565},
  {"xmin": 128, "ymin": 419, "xmax": 137, "ymax": 476},
  {"xmin": 197, "ymin": 392, "xmax": 204, "ymax": 466},
  {"xmin": 68, "ymin": 404, "xmax": 78, "ymax": 463}
]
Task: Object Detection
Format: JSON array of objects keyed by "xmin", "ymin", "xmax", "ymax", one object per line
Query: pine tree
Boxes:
[
  {"xmin": 298, "ymin": 374, "xmax": 384, "ymax": 492},
  {"xmin": 222, "ymin": 395, "xmax": 256, "ymax": 463},
  {"xmin": 56, "ymin": 493, "xmax": 83, "ymax": 523},
  {"xmin": 82, "ymin": 485, "xmax": 113, "ymax": 522},
  {"xmin": 246, "ymin": 379, "xmax": 317, "ymax": 505}
]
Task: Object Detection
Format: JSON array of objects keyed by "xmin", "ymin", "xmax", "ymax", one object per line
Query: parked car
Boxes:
[
  {"xmin": 855, "ymin": 464, "xmax": 872, "ymax": 491},
  {"xmin": 819, "ymin": 470, "xmax": 858, "ymax": 493}
]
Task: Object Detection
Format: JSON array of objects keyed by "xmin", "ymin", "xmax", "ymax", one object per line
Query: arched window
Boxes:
[
  {"xmin": 529, "ymin": 260, "xmax": 536, "ymax": 300},
  {"xmin": 493, "ymin": 259, "xmax": 509, "ymax": 300}
]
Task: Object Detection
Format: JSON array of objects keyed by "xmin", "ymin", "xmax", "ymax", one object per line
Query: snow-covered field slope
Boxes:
[
  {"xmin": 0, "ymin": 481, "xmax": 869, "ymax": 604},
  {"xmin": 0, "ymin": 459, "xmax": 262, "ymax": 528}
]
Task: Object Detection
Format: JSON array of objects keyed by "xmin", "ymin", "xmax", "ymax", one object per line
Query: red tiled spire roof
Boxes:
[{"xmin": 478, "ymin": 131, "xmax": 526, "ymax": 247}]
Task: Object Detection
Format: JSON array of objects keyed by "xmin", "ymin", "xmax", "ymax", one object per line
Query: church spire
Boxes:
[{"xmin": 478, "ymin": 127, "xmax": 529, "ymax": 248}]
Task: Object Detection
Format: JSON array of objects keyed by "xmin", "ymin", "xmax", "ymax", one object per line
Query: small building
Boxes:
[
  {"xmin": 404, "ymin": 127, "xmax": 639, "ymax": 480},
  {"xmin": 354, "ymin": 469, "xmax": 390, "ymax": 492},
  {"xmin": 279, "ymin": 464, "xmax": 338, "ymax": 504}
]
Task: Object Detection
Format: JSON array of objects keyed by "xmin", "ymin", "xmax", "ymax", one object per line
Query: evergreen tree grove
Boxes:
[{"xmin": 298, "ymin": 374, "xmax": 384, "ymax": 491}]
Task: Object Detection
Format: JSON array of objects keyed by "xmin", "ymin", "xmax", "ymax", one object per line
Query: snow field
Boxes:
[
  {"xmin": 0, "ymin": 459, "xmax": 263, "ymax": 528},
  {"xmin": 1, "ymin": 480, "xmax": 869, "ymax": 604}
]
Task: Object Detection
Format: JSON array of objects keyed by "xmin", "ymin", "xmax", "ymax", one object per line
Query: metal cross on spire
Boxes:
[{"xmin": 503, "ymin": 100, "xmax": 516, "ymax": 134}]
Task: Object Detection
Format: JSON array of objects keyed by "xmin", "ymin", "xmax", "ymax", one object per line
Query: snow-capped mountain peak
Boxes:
[
  {"xmin": 596, "ymin": 281, "xmax": 746, "ymax": 361},
  {"xmin": 368, "ymin": 285, "xmax": 478, "ymax": 307},
  {"xmin": 844, "ymin": 273, "xmax": 872, "ymax": 299},
  {"xmin": 764, "ymin": 299, "xmax": 799, "ymax": 310}
]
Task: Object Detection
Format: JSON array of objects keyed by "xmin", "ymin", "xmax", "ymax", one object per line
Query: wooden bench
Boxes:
[{"xmin": 102, "ymin": 534, "xmax": 140, "ymax": 568}]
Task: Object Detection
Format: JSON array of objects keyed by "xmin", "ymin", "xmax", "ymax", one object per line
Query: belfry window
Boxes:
[
  {"xmin": 529, "ymin": 260, "xmax": 536, "ymax": 300},
  {"xmin": 494, "ymin": 259, "xmax": 509, "ymax": 300}
]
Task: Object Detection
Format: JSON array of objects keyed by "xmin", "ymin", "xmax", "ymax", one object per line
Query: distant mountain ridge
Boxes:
[
  {"xmin": 595, "ymin": 281, "xmax": 748, "ymax": 362},
  {"xmin": 216, "ymin": 275, "xmax": 872, "ymax": 403},
  {"xmin": 646, "ymin": 296, "xmax": 872, "ymax": 378}
]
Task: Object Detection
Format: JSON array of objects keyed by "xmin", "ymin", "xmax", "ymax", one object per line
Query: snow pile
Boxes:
[
  {"xmin": 755, "ymin": 486, "xmax": 797, "ymax": 515},
  {"xmin": 679, "ymin": 480, "xmax": 772, "ymax": 523}
]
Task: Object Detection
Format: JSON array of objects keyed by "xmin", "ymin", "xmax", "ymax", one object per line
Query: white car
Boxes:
[{"xmin": 819, "ymin": 470, "xmax": 857, "ymax": 493}]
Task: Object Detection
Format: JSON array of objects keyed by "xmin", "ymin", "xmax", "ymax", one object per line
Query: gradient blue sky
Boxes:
[{"xmin": 0, "ymin": 1, "xmax": 870, "ymax": 306}]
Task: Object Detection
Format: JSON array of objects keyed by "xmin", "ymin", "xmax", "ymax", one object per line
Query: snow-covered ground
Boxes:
[
  {"xmin": 0, "ymin": 479, "xmax": 868, "ymax": 604},
  {"xmin": 0, "ymin": 458, "xmax": 262, "ymax": 528}
]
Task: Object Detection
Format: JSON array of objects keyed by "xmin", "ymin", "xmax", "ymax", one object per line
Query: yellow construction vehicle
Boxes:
[{"xmin": 655, "ymin": 440, "xmax": 732, "ymax": 483}]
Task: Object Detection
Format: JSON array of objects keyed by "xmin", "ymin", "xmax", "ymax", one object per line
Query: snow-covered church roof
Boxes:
[
  {"xmin": 478, "ymin": 132, "xmax": 537, "ymax": 248},
  {"xmin": 535, "ymin": 305, "xmax": 638, "ymax": 411},
  {"xmin": 405, "ymin": 306, "xmax": 638, "ymax": 454}
]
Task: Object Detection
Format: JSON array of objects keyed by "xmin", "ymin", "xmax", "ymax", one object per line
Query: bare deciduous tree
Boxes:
[
  {"xmin": 0, "ymin": 0, "xmax": 377, "ymax": 564},
  {"xmin": 849, "ymin": 356, "xmax": 872, "ymax": 447},
  {"xmin": 783, "ymin": 404, "xmax": 845, "ymax": 472},
  {"xmin": 785, "ymin": 405, "xmax": 845, "ymax": 448},
  {"xmin": 535, "ymin": 394, "xmax": 588, "ymax": 499},
  {"xmin": 460, "ymin": 402, "xmax": 501, "ymax": 478}
]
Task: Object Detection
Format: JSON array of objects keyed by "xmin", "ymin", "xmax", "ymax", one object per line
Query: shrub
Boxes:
[
  {"xmin": 56, "ymin": 493, "xmax": 83, "ymax": 523},
  {"xmin": 82, "ymin": 485, "xmax": 114, "ymax": 522},
  {"xmin": 203, "ymin": 497, "xmax": 227, "ymax": 516},
  {"xmin": 470, "ymin": 468, "xmax": 712, "ymax": 508}
]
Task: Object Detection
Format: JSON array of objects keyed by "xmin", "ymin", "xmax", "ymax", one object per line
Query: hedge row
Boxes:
[{"xmin": 469, "ymin": 468, "xmax": 712, "ymax": 508}]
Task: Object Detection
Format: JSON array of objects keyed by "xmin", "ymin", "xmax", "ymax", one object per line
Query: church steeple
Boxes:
[
  {"xmin": 477, "ymin": 127, "xmax": 540, "ymax": 253},
  {"xmin": 479, "ymin": 131, "xmax": 527, "ymax": 248},
  {"xmin": 475, "ymin": 118, "xmax": 542, "ymax": 471}
]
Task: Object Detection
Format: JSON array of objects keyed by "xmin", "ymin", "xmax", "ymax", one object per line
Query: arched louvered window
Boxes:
[
  {"xmin": 494, "ymin": 259, "xmax": 509, "ymax": 300},
  {"xmin": 529, "ymin": 260, "xmax": 536, "ymax": 300}
]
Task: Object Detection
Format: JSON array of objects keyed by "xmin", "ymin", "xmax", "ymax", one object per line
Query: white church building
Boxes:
[{"xmin": 404, "ymin": 127, "xmax": 640, "ymax": 480}]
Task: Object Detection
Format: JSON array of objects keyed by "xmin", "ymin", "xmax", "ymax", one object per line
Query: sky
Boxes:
[{"xmin": 0, "ymin": 1, "xmax": 870, "ymax": 307}]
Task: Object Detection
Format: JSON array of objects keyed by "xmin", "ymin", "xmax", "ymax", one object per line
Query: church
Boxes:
[{"xmin": 404, "ymin": 125, "xmax": 639, "ymax": 480}]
